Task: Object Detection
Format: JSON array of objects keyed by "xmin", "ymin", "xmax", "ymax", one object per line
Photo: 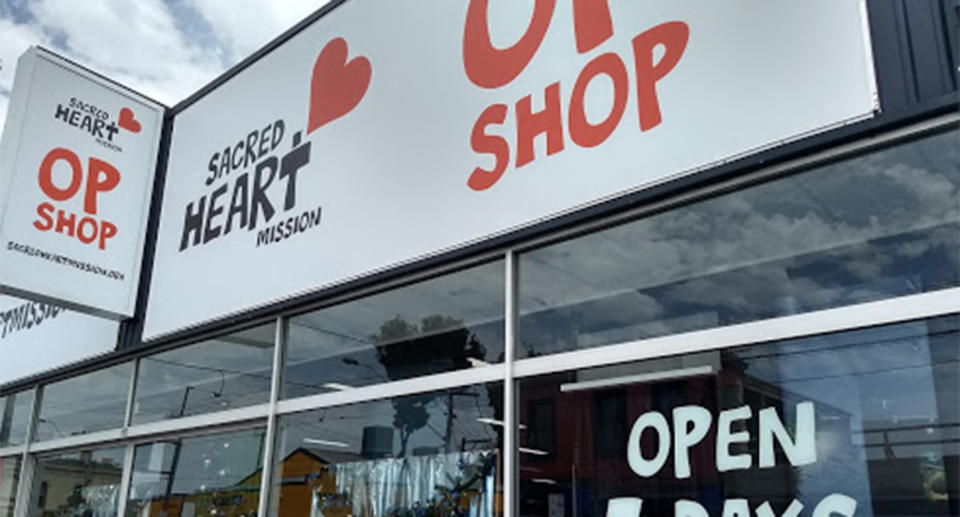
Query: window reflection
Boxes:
[
  {"xmin": 33, "ymin": 447, "xmax": 124, "ymax": 517},
  {"xmin": 0, "ymin": 456, "xmax": 19, "ymax": 517},
  {"xmin": 518, "ymin": 315, "xmax": 959, "ymax": 516},
  {"xmin": 126, "ymin": 428, "xmax": 266, "ymax": 517},
  {"xmin": 36, "ymin": 363, "xmax": 132, "ymax": 442},
  {"xmin": 0, "ymin": 391, "xmax": 31, "ymax": 448},
  {"xmin": 132, "ymin": 324, "xmax": 276, "ymax": 425},
  {"xmin": 283, "ymin": 262, "xmax": 505, "ymax": 399},
  {"xmin": 519, "ymin": 129, "xmax": 960, "ymax": 357},
  {"xmin": 270, "ymin": 383, "xmax": 504, "ymax": 517}
]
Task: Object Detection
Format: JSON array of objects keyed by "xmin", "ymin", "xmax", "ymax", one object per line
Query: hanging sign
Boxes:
[
  {"xmin": 145, "ymin": 1, "xmax": 878, "ymax": 339},
  {"xmin": 0, "ymin": 47, "xmax": 164, "ymax": 318},
  {"xmin": 0, "ymin": 294, "xmax": 119, "ymax": 385}
]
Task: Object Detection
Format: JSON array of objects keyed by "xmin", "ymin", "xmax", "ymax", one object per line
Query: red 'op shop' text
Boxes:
[
  {"xmin": 463, "ymin": 0, "xmax": 689, "ymax": 191},
  {"xmin": 32, "ymin": 147, "xmax": 120, "ymax": 250}
]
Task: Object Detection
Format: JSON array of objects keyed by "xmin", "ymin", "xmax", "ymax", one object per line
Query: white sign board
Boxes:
[
  {"xmin": 0, "ymin": 294, "xmax": 119, "ymax": 386},
  {"xmin": 0, "ymin": 47, "xmax": 163, "ymax": 318},
  {"xmin": 145, "ymin": 1, "xmax": 878, "ymax": 339}
]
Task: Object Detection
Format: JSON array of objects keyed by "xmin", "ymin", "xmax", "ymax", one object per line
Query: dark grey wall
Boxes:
[{"xmin": 870, "ymin": 0, "xmax": 958, "ymax": 110}]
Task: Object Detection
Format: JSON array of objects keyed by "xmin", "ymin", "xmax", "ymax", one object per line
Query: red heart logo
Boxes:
[
  {"xmin": 118, "ymin": 107, "xmax": 142, "ymax": 133},
  {"xmin": 308, "ymin": 37, "xmax": 372, "ymax": 134}
]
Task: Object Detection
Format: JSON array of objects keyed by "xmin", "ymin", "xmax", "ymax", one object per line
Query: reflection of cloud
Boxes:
[{"xmin": 520, "ymin": 131, "xmax": 959, "ymax": 352}]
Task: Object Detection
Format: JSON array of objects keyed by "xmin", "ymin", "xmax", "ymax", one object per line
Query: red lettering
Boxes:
[
  {"xmin": 33, "ymin": 151, "xmax": 121, "ymax": 248},
  {"xmin": 569, "ymin": 52, "xmax": 629, "ymax": 148},
  {"xmin": 33, "ymin": 203, "xmax": 54, "ymax": 231},
  {"xmin": 468, "ymin": 104, "xmax": 510, "ymax": 191},
  {"xmin": 632, "ymin": 21, "xmax": 689, "ymax": 131},
  {"xmin": 85, "ymin": 158, "xmax": 120, "ymax": 215},
  {"xmin": 516, "ymin": 82, "xmax": 564, "ymax": 167},
  {"xmin": 77, "ymin": 217, "xmax": 98, "ymax": 244},
  {"xmin": 463, "ymin": 0, "xmax": 556, "ymax": 88},
  {"xmin": 38, "ymin": 148, "xmax": 83, "ymax": 201},
  {"xmin": 55, "ymin": 210, "xmax": 76, "ymax": 237},
  {"xmin": 99, "ymin": 220, "xmax": 117, "ymax": 250},
  {"xmin": 572, "ymin": 0, "xmax": 614, "ymax": 53}
]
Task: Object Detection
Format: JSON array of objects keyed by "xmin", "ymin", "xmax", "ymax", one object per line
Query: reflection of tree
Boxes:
[{"xmin": 372, "ymin": 315, "xmax": 486, "ymax": 457}]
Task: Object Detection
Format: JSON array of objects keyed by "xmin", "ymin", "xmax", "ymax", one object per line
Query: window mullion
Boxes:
[
  {"xmin": 504, "ymin": 249, "xmax": 518, "ymax": 517},
  {"xmin": 257, "ymin": 316, "xmax": 286, "ymax": 517},
  {"xmin": 13, "ymin": 385, "xmax": 41, "ymax": 517}
]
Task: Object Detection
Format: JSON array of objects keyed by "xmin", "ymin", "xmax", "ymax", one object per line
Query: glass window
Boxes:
[
  {"xmin": 0, "ymin": 391, "xmax": 32, "ymax": 448},
  {"xmin": 283, "ymin": 261, "xmax": 505, "ymax": 399},
  {"xmin": 132, "ymin": 323, "xmax": 276, "ymax": 425},
  {"xmin": 517, "ymin": 315, "xmax": 959, "ymax": 516},
  {"xmin": 125, "ymin": 427, "xmax": 266, "ymax": 517},
  {"xmin": 36, "ymin": 363, "xmax": 132, "ymax": 442},
  {"xmin": 32, "ymin": 446, "xmax": 124, "ymax": 517},
  {"xmin": 270, "ymin": 383, "xmax": 504, "ymax": 517},
  {"xmin": 518, "ymin": 129, "xmax": 960, "ymax": 357},
  {"xmin": 0, "ymin": 456, "xmax": 19, "ymax": 517}
]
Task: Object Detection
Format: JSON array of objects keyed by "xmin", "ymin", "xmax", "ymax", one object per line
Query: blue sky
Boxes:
[{"xmin": 0, "ymin": 0, "xmax": 328, "ymax": 126}]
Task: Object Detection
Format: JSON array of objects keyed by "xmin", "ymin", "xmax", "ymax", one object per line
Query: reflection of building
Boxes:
[
  {"xmin": 518, "ymin": 351, "xmax": 857, "ymax": 517},
  {"xmin": 259, "ymin": 448, "xmax": 358, "ymax": 517},
  {"xmin": 861, "ymin": 418, "xmax": 958, "ymax": 515},
  {"xmin": 130, "ymin": 478, "xmax": 260, "ymax": 517},
  {"xmin": 132, "ymin": 444, "xmax": 501, "ymax": 517},
  {"xmin": 33, "ymin": 455, "xmax": 122, "ymax": 517},
  {"xmin": 271, "ymin": 447, "xmax": 499, "ymax": 517}
]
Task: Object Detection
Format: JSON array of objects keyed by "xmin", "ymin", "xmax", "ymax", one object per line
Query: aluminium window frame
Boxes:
[{"xmin": 0, "ymin": 113, "xmax": 957, "ymax": 517}]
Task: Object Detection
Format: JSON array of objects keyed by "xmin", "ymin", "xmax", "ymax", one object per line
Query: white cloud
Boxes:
[
  {"xmin": 0, "ymin": 16, "xmax": 50, "ymax": 127},
  {"xmin": 29, "ymin": 0, "xmax": 224, "ymax": 104},
  {"xmin": 0, "ymin": 0, "xmax": 329, "ymax": 129},
  {"xmin": 186, "ymin": 0, "xmax": 326, "ymax": 63},
  {"xmin": 0, "ymin": 16, "xmax": 48, "ymax": 89}
]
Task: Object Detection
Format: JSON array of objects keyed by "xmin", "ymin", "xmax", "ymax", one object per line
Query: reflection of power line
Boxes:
[
  {"xmin": 341, "ymin": 357, "xmax": 388, "ymax": 382},
  {"xmin": 143, "ymin": 357, "xmax": 268, "ymax": 383},
  {"xmin": 285, "ymin": 397, "xmax": 487, "ymax": 451},
  {"xmin": 289, "ymin": 321, "xmax": 375, "ymax": 347},
  {"xmin": 735, "ymin": 328, "xmax": 957, "ymax": 362},
  {"xmin": 866, "ymin": 438, "xmax": 960, "ymax": 449},
  {"xmin": 142, "ymin": 356, "xmax": 333, "ymax": 397},
  {"xmin": 775, "ymin": 358, "xmax": 959, "ymax": 384},
  {"xmin": 858, "ymin": 421, "xmax": 960, "ymax": 434},
  {"xmin": 38, "ymin": 418, "xmax": 65, "ymax": 438}
]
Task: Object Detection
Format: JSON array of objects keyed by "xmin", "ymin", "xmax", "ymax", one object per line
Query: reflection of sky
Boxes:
[
  {"xmin": 537, "ymin": 318, "xmax": 956, "ymax": 516},
  {"xmin": 518, "ymin": 129, "xmax": 959, "ymax": 354},
  {"xmin": 730, "ymin": 317, "xmax": 958, "ymax": 517},
  {"xmin": 0, "ymin": 390, "xmax": 32, "ymax": 446},
  {"xmin": 288, "ymin": 261, "xmax": 505, "ymax": 362},
  {"xmin": 133, "ymin": 324, "xmax": 275, "ymax": 424},
  {"xmin": 282, "ymin": 262, "xmax": 506, "ymax": 397},
  {"xmin": 36, "ymin": 362, "xmax": 132, "ymax": 441},
  {"xmin": 34, "ymin": 325, "xmax": 278, "ymax": 440},
  {"xmin": 737, "ymin": 319, "xmax": 944, "ymax": 433},
  {"xmin": 278, "ymin": 384, "xmax": 501, "ymax": 461}
]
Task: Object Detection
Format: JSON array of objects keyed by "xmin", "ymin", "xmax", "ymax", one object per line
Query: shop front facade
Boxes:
[{"xmin": 0, "ymin": 1, "xmax": 958, "ymax": 517}]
